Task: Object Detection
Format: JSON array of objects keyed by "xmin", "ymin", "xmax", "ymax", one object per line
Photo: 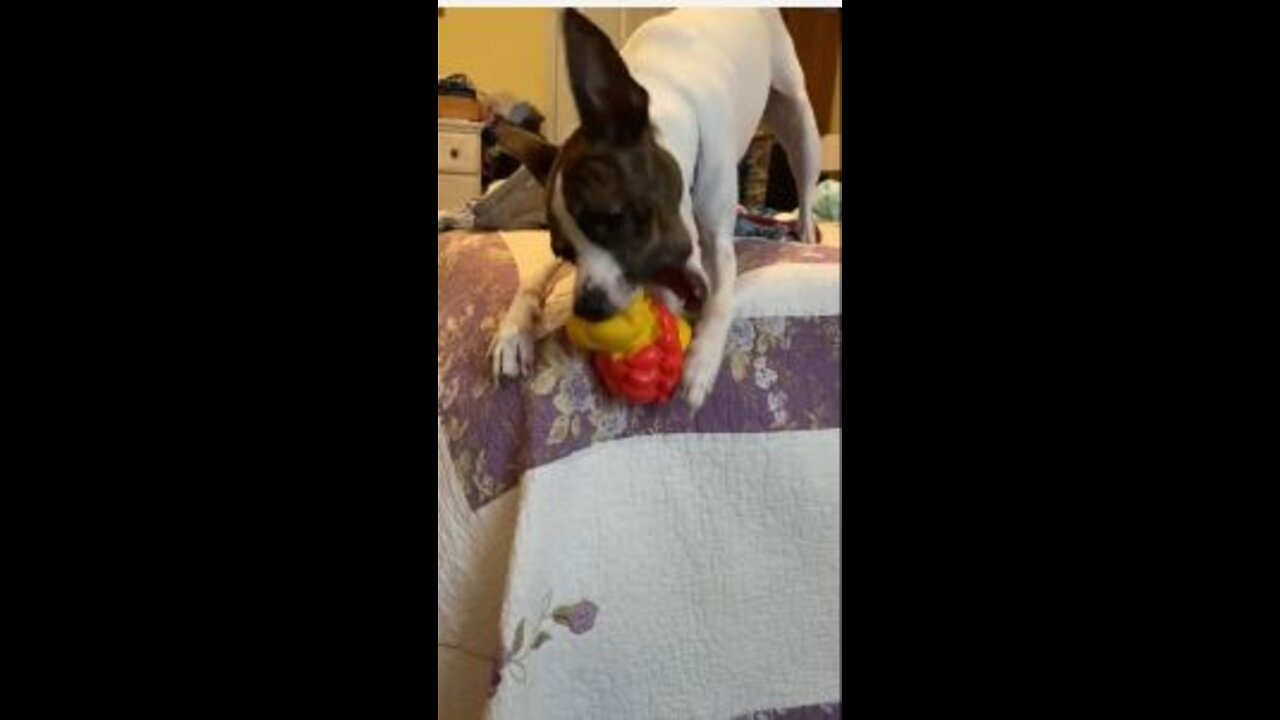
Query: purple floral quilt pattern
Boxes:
[{"xmin": 439, "ymin": 232, "xmax": 842, "ymax": 510}]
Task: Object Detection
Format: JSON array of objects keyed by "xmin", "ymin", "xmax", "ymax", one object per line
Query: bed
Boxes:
[{"xmin": 438, "ymin": 227, "xmax": 842, "ymax": 719}]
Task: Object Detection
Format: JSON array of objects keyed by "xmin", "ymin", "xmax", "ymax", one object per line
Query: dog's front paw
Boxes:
[
  {"xmin": 681, "ymin": 342, "xmax": 724, "ymax": 410},
  {"xmin": 490, "ymin": 325, "xmax": 535, "ymax": 381}
]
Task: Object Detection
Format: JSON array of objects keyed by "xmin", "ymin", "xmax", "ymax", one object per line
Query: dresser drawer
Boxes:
[
  {"xmin": 438, "ymin": 131, "xmax": 481, "ymax": 174},
  {"xmin": 438, "ymin": 173, "xmax": 480, "ymax": 211}
]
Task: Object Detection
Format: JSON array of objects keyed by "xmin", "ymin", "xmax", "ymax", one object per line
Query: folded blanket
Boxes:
[
  {"xmin": 438, "ymin": 166, "xmax": 545, "ymax": 231},
  {"xmin": 813, "ymin": 180, "xmax": 841, "ymax": 222}
]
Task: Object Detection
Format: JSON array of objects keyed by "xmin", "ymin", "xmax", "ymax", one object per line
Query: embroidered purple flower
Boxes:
[
  {"xmin": 485, "ymin": 595, "xmax": 598, "ymax": 699},
  {"xmin": 566, "ymin": 602, "xmax": 598, "ymax": 634},
  {"xmin": 553, "ymin": 600, "xmax": 599, "ymax": 635}
]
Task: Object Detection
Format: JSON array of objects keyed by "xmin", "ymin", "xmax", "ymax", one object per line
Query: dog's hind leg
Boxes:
[{"xmin": 763, "ymin": 29, "xmax": 823, "ymax": 244}]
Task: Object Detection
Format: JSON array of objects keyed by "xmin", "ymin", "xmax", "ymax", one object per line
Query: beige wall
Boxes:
[
  {"xmin": 439, "ymin": 9, "xmax": 841, "ymax": 139},
  {"xmin": 437, "ymin": 9, "xmax": 555, "ymax": 115}
]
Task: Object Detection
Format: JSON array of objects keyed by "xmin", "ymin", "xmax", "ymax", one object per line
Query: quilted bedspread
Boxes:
[{"xmin": 439, "ymin": 231, "xmax": 842, "ymax": 719}]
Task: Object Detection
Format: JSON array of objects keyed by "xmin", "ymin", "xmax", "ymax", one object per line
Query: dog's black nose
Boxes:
[{"xmin": 574, "ymin": 287, "xmax": 613, "ymax": 321}]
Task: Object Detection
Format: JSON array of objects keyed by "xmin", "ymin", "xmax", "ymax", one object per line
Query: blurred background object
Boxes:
[{"xmin": 439, "ymin": 8, "xmax": 842, "ymax": 218}]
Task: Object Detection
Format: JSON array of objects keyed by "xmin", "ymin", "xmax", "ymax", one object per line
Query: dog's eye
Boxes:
[
  {"xmin": 584, "ymin": 209, "xmax": 622, "ymax": 226},
  {"xmin": 582, "ymin": 210, "xmax": 625, "ymax": 239},
  {"xmin": 551, "ymin": 235, "xmax": 576, "ymax": 262}
]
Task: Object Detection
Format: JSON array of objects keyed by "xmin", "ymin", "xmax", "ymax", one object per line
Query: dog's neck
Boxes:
[
  {"xmin": 628, "ymin": 70, "xmax": 699, "ymax": 197},
  {"xmin": 626, "ymin": 69, "xmax": 709, "ymax": 305}
]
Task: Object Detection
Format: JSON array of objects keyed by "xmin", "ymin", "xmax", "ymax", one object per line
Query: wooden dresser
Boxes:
[{"xmin": 437, "ymin": 119, "xmax": 482, "ymax": 211}]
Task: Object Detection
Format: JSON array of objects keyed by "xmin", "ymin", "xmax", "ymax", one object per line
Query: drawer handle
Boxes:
[{"xmin": 449, "ymin": 148, "xmax": 460, "ymax": 160}]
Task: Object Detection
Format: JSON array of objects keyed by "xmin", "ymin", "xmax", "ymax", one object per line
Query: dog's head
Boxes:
[{"xmin": 495, "ymin": 9, "xmax": 706, "ymax": 321}]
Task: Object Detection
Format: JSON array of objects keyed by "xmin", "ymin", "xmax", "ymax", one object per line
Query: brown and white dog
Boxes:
[{"xmin": 491, "ymin": 8, "xmax": 820, "ymax": 408}]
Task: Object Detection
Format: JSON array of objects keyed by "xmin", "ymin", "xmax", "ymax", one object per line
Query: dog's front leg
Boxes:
[
  {"xmin": 490, "ymin": 259, "xmax": 563, "ymax": 380},
  {"xmin": 683, "ymin": 245, "xmax": 735, "ymax": 408},
  {"xmin": 683, "ymin": 214, "xmax": 737, "ymax": 409}
]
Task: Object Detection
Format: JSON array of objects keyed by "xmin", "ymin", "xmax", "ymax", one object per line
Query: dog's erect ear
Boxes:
[
  {"xmin": 563, "ymin": 9, "xmax": 648, "ymax": 143},
  {"xmin": 493, "ymin": 120, "xmax": 558, "ymax": 186}
]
